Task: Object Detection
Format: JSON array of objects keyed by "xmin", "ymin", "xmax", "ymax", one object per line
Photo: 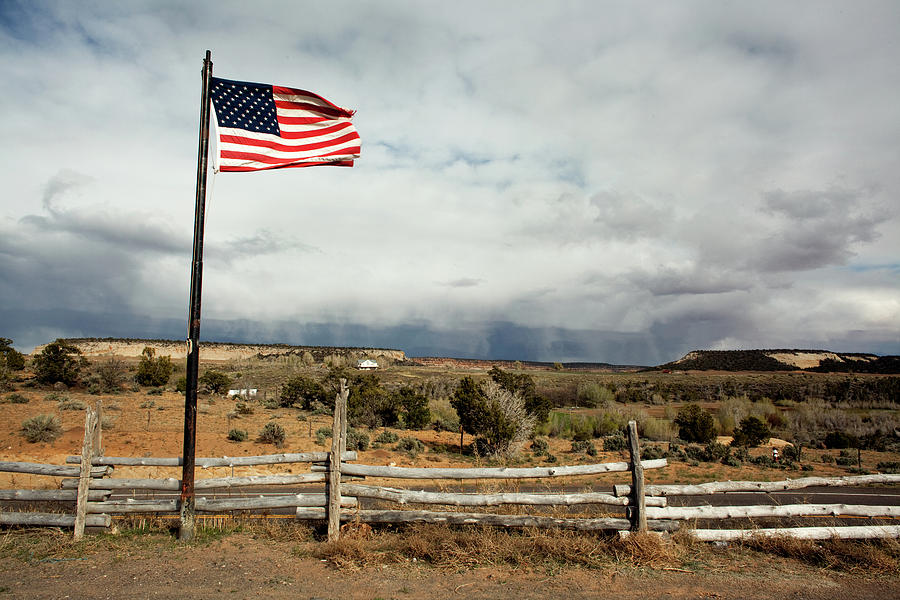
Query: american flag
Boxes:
[{"xmin": 209, "ymin": 76, "xmax": 360, "ymax": 172}]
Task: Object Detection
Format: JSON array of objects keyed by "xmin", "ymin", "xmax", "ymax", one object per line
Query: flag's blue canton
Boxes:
[{"xmin": 210, "ymin": 77, "xmax": 280, "ymax": 135}]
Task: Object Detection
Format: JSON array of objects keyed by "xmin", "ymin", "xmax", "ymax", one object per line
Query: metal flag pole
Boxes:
[{"xmin": 179, "ymin": 49, "xmax": 213, "ymax": 541}]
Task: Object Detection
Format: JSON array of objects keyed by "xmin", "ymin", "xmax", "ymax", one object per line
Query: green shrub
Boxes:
[
  {"xmin": 6, "ymin": 393, "xmax": 28, "ymax": 404},
  {"xmin": 452, "ymin": 378, "xmax": 536, "ymax": 457},
  {"xmin": 489, "ymin": 366, "xmax": 552, "ymax": 424},
  {"xmin": 571, "ymin": 439, "xmax": 597, "ymax": 456},
  {"xmin": 575, "ymin": 382, "xmax": 614, "ymax": 408},
  {"xmin": 315, "ymin": 426, "xmax": 332, "ymax": 447},
  {"xmin": 824, "ymin": 431, "xmax": 858, "ymax": 449},
  {"xmin": 235, "ymin": 402, "xmax": 254, "ymax": 415},
  {"xmin": 175, "ymin": 376, "xmax": 187, "ymax": 393},
  {"xmin": 681, "ymin": 442, "xmax": 729, "ymax": 463},
  {"xmin": 0, "ymin": 337, "xmax": 26, "ymax": 372},
  {"xmin": 258, "ymin": 422, "xmax": 286, "ymax": 447},
  {"xmin": 348, "ymin": 374, "xmax": 402, "ymax": 428},
  {"xmin": 279, "ymin": 375, "xmax": 326, "ymax": 409},
  {"xmin": 782, "ymin": 444, "xmax": 800, "ymax": 461},
  {"xmin": 396, "ymin": 387, "xmax": 431, "ymax": 429},
  {"xmin": 722, "ymin": 455, "xmax": 742, "ymax": 467},
  {"xmin": 147, "ymin": 387, "xmax": 164, "ymax": 396},
  {"xmin": 22, "ymin": 414, "xmax": 61, "ymax": 443},
  {"xmin": 530, "ymin": 437, "xmax": 549, "ymax": 456},
  {"xmin": 58, "ymin": 398, "xmax": 87, "ymax": 411},
  {"xmin": 731, "ymin": 416, "xmax": 771, "ymax": 447},
  {"xmin": 603, "ymin": 434, "xmax": 627, "ymax": 452},
  {"xmin": 33, "ymin": 340, "xmax": 83, "ymax": 386},
  {"xmin": 199, "ymin": 370, "xmax": 231, "ymax": 394},
  {"xmin": 346, "ymin": 428, "xmax": 370, "ymax": 451},
  {"xmin": 820, "ymin": 454, "xmax": 835, "ymax": 464},
  {"xmin": 751, "ymin": 455, "xmax": 777, "ymax": 468},
  {"xmin": 135, "ymin": 347, "xmax": 173, "ymax": 387},
  {"xmin": 876, "ymin": 461, "xmax": 900, "ymax": 474},
  {"xmin": 429, "ymin": 397, "xmax": 460, "ymax": 432},
  {"xmin": 227, "ymin": 428, "xmax": 248, "ymax": 442},
  {"xmin": 375, "ymin": 430, "xmax": 399, "ymax": 444},
  {"xmin": 636, "ymin": 444, "xmax": 662, "ymax": 460},
  {"xmin": 674, "ymin": 403, "xmax": 716, "ymax": 443},
  {"xmin": 396, "ymin": 436, "xmax": 425, "ymax": 457}
]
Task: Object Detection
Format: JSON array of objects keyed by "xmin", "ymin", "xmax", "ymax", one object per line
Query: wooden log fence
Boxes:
[
  {"xmin": 2, "ymin": 392, "xmax": 899, "ymax": 544},
  {"xmin": 693, "ymin": 525, "xmax": 900, "ymax": 542},
  {"xmin": 65, "ymin": 451, "xmax": 357, "ymax": 467},
  {"xmin": 613, "ymin": 473, "xmax": 900, "ymax": 497}
]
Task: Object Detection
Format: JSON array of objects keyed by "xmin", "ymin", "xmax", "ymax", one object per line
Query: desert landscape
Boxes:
[{"xmin": 1, "ymin": 339, "xmax": 899, "ymax": 598}]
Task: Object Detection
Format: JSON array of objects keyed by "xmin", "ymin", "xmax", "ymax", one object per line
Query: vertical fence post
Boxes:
[
  {"xmin": 92, "ymin": 399, "xmax": 103, "ymax": 459},
  {"xmin": 73, "ymin": 406, "xmax": 98, "ymax": 540},
  {"xmin": 626, "ymin": 420, "xmax": 647, "ymax": 533},
  {"xmin": 327, "ymin": 378, "xmax": 349, "ymax": 542},
  {"xmin": 339, "ymin": 379, "xmax": 348, "ymax": 457}
]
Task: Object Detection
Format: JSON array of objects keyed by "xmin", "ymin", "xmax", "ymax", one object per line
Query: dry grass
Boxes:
[
  {"xmin": 313, "ymin": 524, "xmax": 687, "ymax": 571},
  {"xmin": 740, "ymin": 535, "xmax": 900, "ymax": 574}
]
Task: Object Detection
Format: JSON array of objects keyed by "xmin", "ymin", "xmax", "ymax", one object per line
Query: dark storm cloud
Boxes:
[
  {"xmin": 629, "ymin": 268, "xmax": 751, "ymax": 296},
  {"xmin": 751, "ymin": 187, "xmax": 887, "ymax": 272},
  {"xmin": 442, "ymin": 278, "xmax": 483, "ymax": 288},
  {"xmin": 21, "ymin": 170, "xmax": 187, "ymax": 256},
  {"xmin": 212, "ymin": 230, "xmax": 318, "ymax": 264}
]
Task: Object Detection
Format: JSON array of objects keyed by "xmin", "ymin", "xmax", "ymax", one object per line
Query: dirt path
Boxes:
[{"xmin": 1, "ymin": 533, "xmax": 898, "ymax": 600}]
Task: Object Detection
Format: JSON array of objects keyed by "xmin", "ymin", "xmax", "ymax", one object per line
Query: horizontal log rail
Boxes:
[
  {"xmin": 85, "ymin": 494, "xmax": 358, "ymax": 514},
  {"xmin": 646, "ymin": 503, "xmax": 900, "ymax": 520},
  {"xmin": 62, "ymin": 472, "xmax": 327, "ymax": 491},
  {"xmin": 0, "ymin": 461, "xmax": 111, "ymax": 478},
  {"xmin": 614, "ymin": 473, "xmax": 900, "ymax": 497},
  {"xmin": 0, "ymin": 512, "xmax": 111, "ymax": 528},
  {"xmin": 692, "ymin": 525, "xmax": 900, "ymax": 541},
  {"xmin": 0, "ymin": 489, "xmax": 110, "ymax": 501},
  {"xmin": 295, "ymin": 507, "xmax": 679, "ymax": 532},
  {"xmin": 343, "ymin": 483, "xmax": 667, "ymax": 507},
  {"xmin": 327, "ymin": 459, "xmax": 667, "ymax": 480},
  {"xmin": 65, "ymin": 451, "xmax": 357, "ymax": 467}
]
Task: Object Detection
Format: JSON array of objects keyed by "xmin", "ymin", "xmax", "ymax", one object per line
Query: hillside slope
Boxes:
[{"xmin": 660, "ymin": 349, "xmax": 900, "ymax": 373}]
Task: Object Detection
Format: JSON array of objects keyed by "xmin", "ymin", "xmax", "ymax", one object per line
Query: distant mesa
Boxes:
[
  {"xmin": 658, "ymin": 349, "xmax": 900, "ymax": 374},
  {"xmin": 31, "ymin": 338, "xmax": 406, "ymax": 364}
]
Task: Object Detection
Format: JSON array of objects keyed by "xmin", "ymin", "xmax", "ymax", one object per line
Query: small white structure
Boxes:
[
  {"xmin": 356, "ymin": 359, "xmax": 378, "ymax": 371},
  {"xmin": 227, "ymin": 388, "xmax": 258, "ymax": 399}
]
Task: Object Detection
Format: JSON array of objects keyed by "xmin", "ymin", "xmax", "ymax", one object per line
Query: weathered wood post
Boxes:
[
  {"xmin": 92, "ymin": 399, "xmax": 103, "ymax": 458},
  {"xmin": 626, "ymin": 420, "xmax": 647, "ymax": 533},
  {"xmin": 73, "ymin": 406, "xmax": 98, "ymax": 540},
  {"xmin": 327, "ymin": 378, "xmax": 349, "ymax": 541}
]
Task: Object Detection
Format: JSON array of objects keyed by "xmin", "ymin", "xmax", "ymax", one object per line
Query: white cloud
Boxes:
[{"xmin": 1, "ymin": 1, "xmax": 898, "ymax": 361}]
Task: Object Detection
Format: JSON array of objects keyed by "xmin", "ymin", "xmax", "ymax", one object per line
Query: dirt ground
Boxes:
[{"xmin": 0, "ymin": 529, "xmax": 898, "ymax": 600}]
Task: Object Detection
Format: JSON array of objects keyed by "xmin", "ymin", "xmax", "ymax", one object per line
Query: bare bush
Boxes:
[{"xmin": 479, "ymin": 380, "xmax": 536, "ymax": 458}]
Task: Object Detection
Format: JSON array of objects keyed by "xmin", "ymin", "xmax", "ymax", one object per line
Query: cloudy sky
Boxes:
[{"xmin": 1, "ymin": 1, "xmax": 898, "ymax": 364}]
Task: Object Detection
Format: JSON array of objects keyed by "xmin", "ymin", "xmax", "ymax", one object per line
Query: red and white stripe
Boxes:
[{"xmin": 214, "ymin": 86, "xmax": 360, "ymax": 172}]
